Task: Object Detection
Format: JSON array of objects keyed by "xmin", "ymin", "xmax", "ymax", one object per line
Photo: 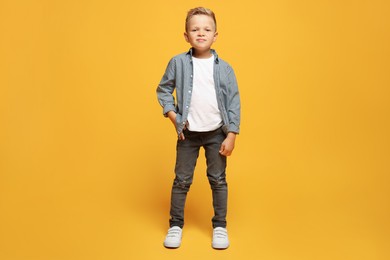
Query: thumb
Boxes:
[{"xmin": 219, "ymin": 143, "xmax": 225, "ymax": 154}]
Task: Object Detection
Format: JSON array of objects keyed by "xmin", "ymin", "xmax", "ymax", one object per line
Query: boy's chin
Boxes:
[{"xmin": 191, "ymin": 46, "xmax": 213, "ymax": 52}]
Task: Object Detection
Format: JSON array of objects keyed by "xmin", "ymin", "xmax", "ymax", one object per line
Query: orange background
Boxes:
[{"xmin": 0, "ymin": 0, "xmax": 389, "ymax": 259}]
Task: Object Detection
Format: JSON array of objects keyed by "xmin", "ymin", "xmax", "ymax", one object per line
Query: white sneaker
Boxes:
[
  {"xmin": 164, "ymin": 226, "xmax": 182, "ymax": 248},
  {"xmin": 212, "ymin": 227, "xmax": 230, "ymax": 249}
]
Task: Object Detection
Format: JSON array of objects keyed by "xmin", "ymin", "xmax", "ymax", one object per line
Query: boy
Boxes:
[{"xmin": 156, "ymin": 7, "xmax": 240, "ymax": 249}]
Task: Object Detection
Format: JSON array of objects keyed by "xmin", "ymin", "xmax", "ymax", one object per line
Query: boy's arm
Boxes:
[
  {"xmin": 167, "ymin": 111, "xmax": 185, "ymax": 140},
  {"xmin": 226, "ymin": 65, "xmax": 241, "ymax": 134},
  {"xmin": 220, "ymin": 66, "xmax": 240, "ymax": 156},
  {"xmin": 219, "ymin": 132, "xmax": 236, "ymax": 156},
  {"xmin": 157, "ymin": 58, "xmax": 185, "ymax": 139},
  {"xmin": 156, "ymin": 58, "xmax": 177, "ymax": 117}
]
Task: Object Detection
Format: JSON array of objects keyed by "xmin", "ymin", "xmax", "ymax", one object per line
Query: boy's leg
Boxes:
[
  {"xmin": 204, "ymin": 128, "xmax": 228, "ymax": 228},
  {"xmin": 169, "ymin": 130, "xmax": 201, "ymax": 228}
]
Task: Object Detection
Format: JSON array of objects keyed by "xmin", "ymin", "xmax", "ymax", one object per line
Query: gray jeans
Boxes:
[{"xmin": 169, "ymin": 127, "xmax": 228, "ymax": 228}]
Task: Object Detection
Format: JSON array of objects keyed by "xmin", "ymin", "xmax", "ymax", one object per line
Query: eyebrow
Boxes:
[{"xmin": 190, "ymin": 26, "xmax": 212, "ymax": 29}]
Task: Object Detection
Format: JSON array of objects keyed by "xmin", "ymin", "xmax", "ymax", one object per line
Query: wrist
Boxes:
[
  {"xmin": 226, "ymin": 132, "xmax": 236, "ymax": 139},
  {"xmin": 167, "ymin": 111, "xmax": 176, "ymax": 121}
]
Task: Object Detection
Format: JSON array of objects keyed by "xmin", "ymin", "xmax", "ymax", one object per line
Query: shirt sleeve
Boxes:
[
  {"xmin": 226, "ymin": 65, "xmax": 241, "ymax": 134},
  {"xmin": 156, "ymin": 58, "xmax": 177, "ymax": 117}
]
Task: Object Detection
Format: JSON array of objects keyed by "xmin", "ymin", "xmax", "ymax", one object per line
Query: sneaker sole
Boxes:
[
  {"xmin": 212, "ymin": 243, "xmax": 229, "ymax": 249},
  {"xmin": 164, "ymin": 241, "xmax": 181, "ymax": 249}
]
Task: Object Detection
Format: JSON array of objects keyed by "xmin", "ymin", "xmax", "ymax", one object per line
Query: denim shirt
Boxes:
[{"xmin": 156, "ymin": 48, "xmax": 241, "ymax": 136}]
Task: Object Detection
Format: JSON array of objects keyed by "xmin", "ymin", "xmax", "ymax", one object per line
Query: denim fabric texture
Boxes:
[
  {"xmin": 169, "ymin": 127, "xmax": 228, "ymax": 228},
  {"xmin": 156, "ymin": 48, "xmax": 241, "ymax": 136},
  {"xmin": 157, "ymin": 48, "xmax": 241, "ymax": 229}
]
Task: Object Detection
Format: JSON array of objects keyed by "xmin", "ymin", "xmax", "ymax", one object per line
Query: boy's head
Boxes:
[
  {"xmin": 184, "ymin": 7, "xmax": 218, "ymax": 55},
  {"xmin": 185, "ymin": 7, "xmax": 217, "ymax": 32}
]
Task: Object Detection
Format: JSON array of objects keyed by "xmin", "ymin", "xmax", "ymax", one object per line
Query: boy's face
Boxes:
[{"xmin": 184, "ymin": 15, "xmax": 218, "ymax": 54}]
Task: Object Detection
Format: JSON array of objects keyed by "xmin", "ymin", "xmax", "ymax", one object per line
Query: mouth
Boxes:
[{"xmin": 196, "ymin": 39, "xmax": 206, "ymax": 42}]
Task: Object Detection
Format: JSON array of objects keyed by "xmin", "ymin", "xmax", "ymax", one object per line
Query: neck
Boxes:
[{"xmin": 192, "ymin": 49, "xmax": 212, "ymax": 59}]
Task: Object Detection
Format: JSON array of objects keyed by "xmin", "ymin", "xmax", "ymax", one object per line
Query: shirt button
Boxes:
[
  {"xmin": 190, "ymin": 75, "xmax": 193, "ymax": 78},
  {"xmin": 182, "ymin": 122, "xmax": 186, "ymax": 125},
  {"xmin": 188, "ymin": 90, "xmax": 191, "ymax": 93}
]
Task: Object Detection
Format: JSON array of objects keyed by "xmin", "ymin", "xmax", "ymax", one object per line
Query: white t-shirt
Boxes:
[{"xmin": 187, "ymin": 55, "xmax": 223, "ymax": 132}]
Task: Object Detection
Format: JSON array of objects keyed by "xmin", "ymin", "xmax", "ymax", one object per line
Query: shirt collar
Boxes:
[{"xmin": 187, "ymin": 48, "xmax": 219, "ymax": 63}]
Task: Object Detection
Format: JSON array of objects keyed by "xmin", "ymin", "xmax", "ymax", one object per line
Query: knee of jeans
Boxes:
[
  {"xmin": 173, "ymin": 178, "xmax": 192, "ymax": 190},
  {"xmin": 208, "ymin": 175, "xmax": 227, "ymax": 188}
]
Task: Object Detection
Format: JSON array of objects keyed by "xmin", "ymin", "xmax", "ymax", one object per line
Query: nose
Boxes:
[{"xmin": 197, "ymin": 30, "xmax": 205, "ymax": 36}]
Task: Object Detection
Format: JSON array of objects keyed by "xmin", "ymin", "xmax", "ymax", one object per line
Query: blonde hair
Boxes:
[{"xmin": 185, "ymin": 7, "xmax": 217, "ymax": 32}]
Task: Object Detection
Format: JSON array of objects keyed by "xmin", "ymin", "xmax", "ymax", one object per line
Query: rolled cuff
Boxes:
[
  {"xmin": 222, "ymin": 124, "xmax": 240, "ymax": 135},
  {"xmin": 162, "ymin": 104, "xmax": 177, "ymax": 117},
  {"xmin": 227, "ymin": 123, "xmax": 240, "ymax": 134}
]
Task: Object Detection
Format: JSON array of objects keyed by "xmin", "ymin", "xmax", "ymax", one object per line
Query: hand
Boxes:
[
  {"xmin": 219, "ymin": 132, "xmax": 236, "ymax": 156},
  {"xmin": 167, "ymin": 111, "xmax": 185, "ymax": 140}
]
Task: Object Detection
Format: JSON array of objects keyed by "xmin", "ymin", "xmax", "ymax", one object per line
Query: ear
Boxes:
[
  {"xmin": 213, "ymin": 31, "xmax": 218, "ymax": 42},
  {"xmin": 184, "ymin": 32, "xmax": 189, "ymax": 42}
]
